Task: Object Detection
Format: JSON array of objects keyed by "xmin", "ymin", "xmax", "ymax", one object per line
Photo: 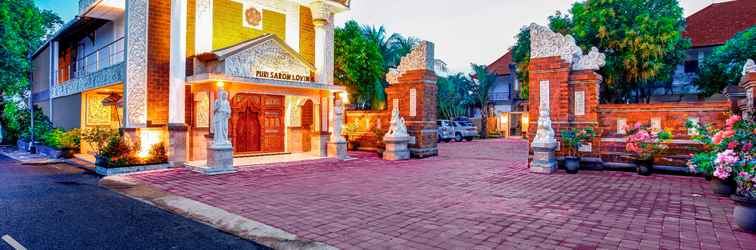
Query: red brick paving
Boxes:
[{"xmin": 128, "ymin": 139, "xmax": 756, "ymax": 250}]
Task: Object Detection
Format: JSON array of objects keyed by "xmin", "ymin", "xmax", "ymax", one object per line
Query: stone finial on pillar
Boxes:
[{"xmin": 740, "ymin": 59, "xmax": 756, "ymax": 119}]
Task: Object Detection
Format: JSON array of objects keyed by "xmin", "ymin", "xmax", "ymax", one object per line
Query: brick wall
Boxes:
[
  {"xmin": 385, "ymin": 70, "xmax": 439, "ymax": 158},
  {"xmin": 527, "ymin": 55, "xmax": 732, "ymax": 167},
  {"xmin": 345, "ymin": 110, "xmax": 389, "ymax": 151},
  {"xmin": 147, "ymin": 0, "xmax": 171, "ymax": 125}
]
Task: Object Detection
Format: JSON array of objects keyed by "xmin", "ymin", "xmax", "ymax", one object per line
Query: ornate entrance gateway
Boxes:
[{"xmin": 231, "ymin": 93, "xmax": 285, "ymax": 154}]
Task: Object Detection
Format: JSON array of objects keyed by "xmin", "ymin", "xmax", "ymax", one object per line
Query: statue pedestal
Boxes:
[
  {"xmin": 530, "ymin": 144, "xmax": 557, "ymax": 174},
  {"xmin": 328, "ymin": 140, "xmax": 348, "ymax": 160},
  {"xmin": 190, "ymin": 144, "xmax": 236, "ymax": 175},
  {"xmin": 383, "ymin": 136, "xmax": 410, "ymax": 161}
]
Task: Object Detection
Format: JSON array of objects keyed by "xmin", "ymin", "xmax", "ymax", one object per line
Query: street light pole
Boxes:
[{"xmin": 27, "ymin": 53, "xmax": 35, "ymax": 153}]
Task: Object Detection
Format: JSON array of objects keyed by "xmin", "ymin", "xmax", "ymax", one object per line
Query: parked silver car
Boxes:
[
  {"xmin": 452, "ymin": 120, "xmax": 479, "ymax": 142},
  {"xmin": 437, "ymin": 120, "xmax": 454, "ymax": 143}
]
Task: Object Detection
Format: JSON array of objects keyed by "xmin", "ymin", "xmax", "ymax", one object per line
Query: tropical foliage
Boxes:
[
  {"xmin": 0, "ymin": 0, "xmax": 61, "ymax": 143},
  {"xmin": 334, "ymin": 21, "xmax": 419, "ymax": 110},
  {"xmin": 511, "ymin": 0, "xmax": 690, "ymax": 103},
  {"xmin": 693, "ymin": 26, "xmax": 756, "ymax": 97},
  {"xmin": 469, "ymin": 64, "xmax": 497, "ymax": 138},
  {"xmin": 437, "ymin": 73, "xmax": 473, "ymax": 120},
  {"xmin": 560, "ymin": 127, "xmax": 596, "ymax": 157}
]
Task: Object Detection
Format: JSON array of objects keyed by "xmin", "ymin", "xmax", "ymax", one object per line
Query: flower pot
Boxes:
[
  {"xmin": 731, "ymin": 195, "xmax": 756, "ymax": 233},
  {"xmin": 95, "ymin": 156, "xmax": 108, "ymax": 167},
  {"xmin": 711, "ymin": 177, "xmax": 736, "ymax": 196},
  {"xmin": 635, "ymin": 159, "xmax": 654, "ymax": 176},
  {"xmin": 564, "ymin": 156, "xmax": 580, "ymax": 174}
]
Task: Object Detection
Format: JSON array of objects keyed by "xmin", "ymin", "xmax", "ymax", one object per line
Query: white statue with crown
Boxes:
[
  {"xmin": 383, "ymin": 104, "xmax": 411, "ymax": 160},
  {"xmin": 385, "ymin": 105, "xmax": 409, "ymax": 138}
]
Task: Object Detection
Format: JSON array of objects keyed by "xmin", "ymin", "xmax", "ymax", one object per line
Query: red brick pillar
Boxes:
[
  {"xmin": 147, "ymin": 0, "xmax": 171, "ymax": 126},
  {"xmin": 527, "ymin": 56, "xmax": 571, "ymax": 149},
  {"xmin": 385, "ymin": 69, "xmax": 438, "ymax": 158},
  {"xmin": 566, "ymin": 70, "xmax": 602, "ymax": 158}
]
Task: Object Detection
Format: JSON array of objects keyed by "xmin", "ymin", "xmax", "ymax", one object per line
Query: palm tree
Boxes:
[
  {"xmin": 437, "ymin": 73, "xmax": 473, "ymax": 119},
  {"xmin": 388, "ymin": 34, "xmax": 419, "ymax": 67},
  {"xmin": 470, "ymin": 64, "xmax": 497, "ymax": 139}
]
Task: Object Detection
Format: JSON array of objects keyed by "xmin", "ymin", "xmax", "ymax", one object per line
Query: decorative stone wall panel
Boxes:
[
  {"xmin": 125, "ymin": 0, "xmax": 149, "ymax": 127},
  {"xmin": 51, "ymin": 63, "xmax": 125, "ymax": 98}
]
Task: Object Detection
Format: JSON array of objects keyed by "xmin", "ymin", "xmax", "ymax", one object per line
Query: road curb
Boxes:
[
  {"xmin": 0, "ymin": 150, "xmax": 64, "ymax": 165},
  {"xmin": 99, "ymin": 175, "xmax": 338, "ymax": 250}
]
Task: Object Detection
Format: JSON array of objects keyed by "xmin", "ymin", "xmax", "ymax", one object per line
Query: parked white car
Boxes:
[{"xmin": 452, "ymin": 120, "xmax": 479, "ymax": 142}]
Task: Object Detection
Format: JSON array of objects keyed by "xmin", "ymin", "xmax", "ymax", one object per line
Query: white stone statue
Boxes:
[
  {"xmin": 743, "ymin": 59, "xmax": 756, "ymax": 76},
  {"xmin": 385, "ymin": 105, "xmax": 409, "ymax": 138},
  {"xmin": 331, "ymin": 97, "xmax": 346, "ymax": 143},
  {"xmin": 212, "ymin": 89, "xmax": 231, "ymax": 146}
]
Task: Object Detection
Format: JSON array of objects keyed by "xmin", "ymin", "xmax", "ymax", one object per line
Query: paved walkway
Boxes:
[{"xmin": 128, "ymin": 139, "xmax": 756, "ymax": 250}]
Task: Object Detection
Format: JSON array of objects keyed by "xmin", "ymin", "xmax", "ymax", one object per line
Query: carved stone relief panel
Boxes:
[{"xmin": 125, "ymin": 0, "xmax": 149, "ymax": 127}]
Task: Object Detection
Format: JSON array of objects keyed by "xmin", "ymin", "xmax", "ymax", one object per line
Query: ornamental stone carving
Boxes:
[
  {"xmin": 386, "ymin": 41, "xmax": 435, "ymax": 84},
  {"xmin": 573, "ymin": 47, "xmax": 606, "ymax": 71},
  {"xmin": 386, "ymin": 68, "xmax": 399, "ymax": 84},
  {"xmin": 223, "ymin": 37, "xmax": 313, "ymax": 82},
  {"xmin": 529, "ymin": 23, "xmax": 606, "ymax": 71},
  {"xmin": 397, "ymin": 41, "xmax": 435, "ymax": 73},
  {"xmin": 529, "ymin": 23, "xmax": 581, "ymax": 63},
  {"xmin": 51, "ymin": 63, "xmax": 125, "ymax": 98},
  {"xmin": 744, "ymin": 59, "xmax": 756, "ymax": 76},
  {"xmin": 125, "ymin": 0, "xmax": 149, "ymax": 127}
]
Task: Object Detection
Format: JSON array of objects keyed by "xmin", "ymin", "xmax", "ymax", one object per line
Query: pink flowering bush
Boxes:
[
  {"xmin": 687, "ymin": 115, "xmax": 756, "ymax": 197},
  {"xmin": 625, "ymin": 122, "xmax": 672, "ymax": 161}
]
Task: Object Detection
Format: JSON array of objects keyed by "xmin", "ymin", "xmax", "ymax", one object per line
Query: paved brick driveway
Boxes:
[{"xmin": 129, "ymin": 139, "xmax": 756, "ymax": 250}]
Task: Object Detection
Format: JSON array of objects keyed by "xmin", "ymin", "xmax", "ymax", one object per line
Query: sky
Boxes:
[{"xmin": 36, "ymin": 0, "xmax": 717, "ymax": 73}]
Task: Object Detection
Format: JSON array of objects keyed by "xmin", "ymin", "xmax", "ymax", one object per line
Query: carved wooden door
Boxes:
[
  {"xmin": 301, "ymin": 100, "xmax": 314, "ymax": 152},
  {"xmin": 231, "ymin": 93, "xmax": 285, "ymax": 154},
  {"xmin": 236, "ymin": 106, "xmax": 261, "ymax": 153},
  {"xmin": 232, "ymin": 94, "xmax": 262, "ymax": 154},
  {"xmin": 261, "ymin": 95, "xmax": 285, "ymax": 152}
]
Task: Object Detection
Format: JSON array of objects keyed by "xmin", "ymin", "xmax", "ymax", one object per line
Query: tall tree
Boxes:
[
  {"xmin": 511, "ymin": 1, "xmax": 689, "ymax": 103},
  {"xmin": 694, "ymin": 26, "xmax": 756, "ymax": 97},
  {"xmin": 470, "ymin": 64, "xmax": 497, "ymax": 138},
  {"xmin": 334, "ymin": 21, "xmax": 385, "ymax": 110},
  {"xmin": 570, "ymin": 0, "xmax": 689, "ymax": 103},
  {"xmin": 0, "ymin": 0, "xmax": 61, "ymax": 143}
]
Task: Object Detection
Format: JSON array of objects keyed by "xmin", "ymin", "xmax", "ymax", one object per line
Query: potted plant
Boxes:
[
  {"xmin": 625, "ymin": 123, "xmax": 672, "ymax": 176},
  {"xmin": 81, "ymin": 128, "xmax": 120, "ymax": 166},
  {"xmin": 688, "ymin": 116, "xmax": 747, "ymax": 196},
  {"xmin": 560, "ymin": 127, "xmax": 596, "ymax": 174},
  {"xmin": 733, "ymin": 163, "xmax": 756, "ymax": 232}
]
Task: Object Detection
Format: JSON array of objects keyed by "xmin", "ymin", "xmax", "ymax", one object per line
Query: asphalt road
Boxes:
[{"xmin": 0, "ymin": 155, "xmax": 269, "ymax": 250}]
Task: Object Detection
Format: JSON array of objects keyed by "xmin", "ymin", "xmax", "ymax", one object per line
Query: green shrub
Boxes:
[{"xmin": 81, "ymin": 128, "xmax": 120, "ymax": 156}]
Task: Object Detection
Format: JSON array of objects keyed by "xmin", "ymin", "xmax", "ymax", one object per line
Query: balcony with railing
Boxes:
[{"xmin": 52, "ymin": 37, "xmax": 125, "ymax": 98}]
